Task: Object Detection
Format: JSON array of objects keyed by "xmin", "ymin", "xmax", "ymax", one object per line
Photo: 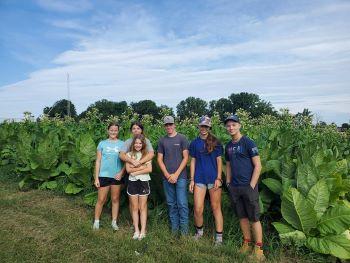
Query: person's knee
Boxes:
[
  {"xmin": 194, "ymin": 205, "xmax": 204, "ymax": 216},
  {"xmin": 211, "ymin": 203, "xmax": 221, "ymax": 214},
  {"xmin": 111, "ymin": 196, "xmax": 119, "ymax": 204}
]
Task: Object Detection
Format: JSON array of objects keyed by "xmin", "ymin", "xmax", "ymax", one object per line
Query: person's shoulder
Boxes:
[
  {"xmin": 124, "ymin": 138, "xmax": 132, "ymax": 143},
  {"xmin": 118, "ymin": 139, "xmax": 124, "ymax": 144},
  {"xmin": 243, "ymin": 136, "xmax": 255, "ymax": 144},
  {"xmin": 176, "ymin": 133, "xmax": 188, "ymax": 140},
  {"xmin": 98, "ymin": 139, "xmax": 107, "ymax": 145}
]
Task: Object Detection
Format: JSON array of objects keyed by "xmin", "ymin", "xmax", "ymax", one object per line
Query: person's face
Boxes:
[
  {"xmin": 199, "ymin": 125, "xmax": 210, "ymax": 136},
  {"xmin": 225, "ymin": 121, "xmax": 241, "ymax": 136},
  {"xmin": 108, "ymin": 125, "xmax": 119, "ymax": 139},
  {"xmin": 131, "ymin": 124, "xmax": 142, "ymax": 135},
  {"xmin": 134, "ymin": 139, "xmax": 143, "ymax": 152},
  {"xmin": 164, "ymin": 123, "xmax": 175, "ymax": 134}
]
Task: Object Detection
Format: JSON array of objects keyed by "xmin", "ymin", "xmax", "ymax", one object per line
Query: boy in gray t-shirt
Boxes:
[{"xmin": 157, "ymin": 116, "xmax": 189, "ymax": 235}]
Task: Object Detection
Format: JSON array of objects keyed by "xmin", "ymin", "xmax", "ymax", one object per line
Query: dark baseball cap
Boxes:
[{"xmin": 224, "ymin": 114, "xmax": 240, "ymax": 124}]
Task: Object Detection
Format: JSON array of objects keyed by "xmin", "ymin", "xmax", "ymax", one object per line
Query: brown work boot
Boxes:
[
  {"xmin": 239, "ymin": 242, "xmax": 252, "ymax": 254},
  {"xmin": 248, "ymin": 245, "xmax": 266, "ymax": 262}
]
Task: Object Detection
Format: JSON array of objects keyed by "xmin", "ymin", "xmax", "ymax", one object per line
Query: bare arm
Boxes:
[
  {"xmin": 157, "ymin": 153, "xmax": 170, "ymax": 179},
  {"xmin": 190, "ymin": 157, "xmax": 196, "ymax": 181},
  {"xmin": 130, "ymin": 162, "xmax": 152, "ymax": 176},
  {"xmin": 250, "ymin": 155, "xmax": 262, "ymax": 188},
  {"xmin": 140, "ymin": 151, "xmax": 155, "ymax": 165},
  {"xmin": 94, "ymin": 151, "xmax": 102, "ymax": 187},
  {"xmin": 174, "ymin": 150, "xmax": 189, "ymax": 178},
  {"xmin": 216, "ymin": 156, "xmax": 222, "ymax": 180},
  {"xmin": 226, "ymin": 161, "xmax": 232, "ymax": 185}
]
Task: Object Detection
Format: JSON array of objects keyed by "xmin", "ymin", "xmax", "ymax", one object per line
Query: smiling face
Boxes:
[
  {"xmin": 199, "ymin": 125, "xmax": 210, "ymax": 137},
  {"xmin": 133, "ymin": 138, "xmax": 143, "ymax": 152},
  {"xmin": 108, "ymin": 125, "xmax": 119, "ymax": 139},
  {"xmin": 225, "ymin": 121, "xmax": 241, "ymax": 137},
  {"xmin": 164, "ymin": 123, "xmax": 175, "ymax": 135},
  {"xmin": 131, "ymin": 124, "xmax": 143, "ymax": 136}
]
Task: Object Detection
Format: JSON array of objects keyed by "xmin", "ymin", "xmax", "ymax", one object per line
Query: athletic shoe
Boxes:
[
  {"xmin": 92, "ymin": 221, "xmax": 99, "ymax": 230},
  {"xmin": 111, "ymin": 221, "xmax": 119, "ymax": 231},
  {"xmin": 132, "ymin": 232, "xmax": 140, "ymax": 240}
]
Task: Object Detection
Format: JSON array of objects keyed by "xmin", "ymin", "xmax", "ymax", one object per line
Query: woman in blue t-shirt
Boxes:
[
  {"xmin": 93, "ymin": 122, "xmax": 125, "ymax": 231},
  {"xmin": 189, "ymin": 116, "xmax": 224, "ymax": 245}
]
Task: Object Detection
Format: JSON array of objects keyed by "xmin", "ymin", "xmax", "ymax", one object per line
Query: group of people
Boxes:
[{"xmin": 92, "ymin": 114, "xmax": 265, "ymax": 261}]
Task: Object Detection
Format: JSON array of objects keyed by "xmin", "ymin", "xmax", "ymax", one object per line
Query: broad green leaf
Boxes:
[
  {"xmin": 296, "ymin": 164, "xmax": 317, "ymax": 196},
  {"xmin": 262, "ymin": 178, "xmax": 282, "ymax": 195},
  {"xmin": 280, "ymin": 230, "xmax": 306, "ymax": 247},
  {"xmin": 281, "ymin": 188, "xmax": 317, "ymax": 234},
  {"xmin": 272, "ymin": 222, "xmax": 295, "ymax": 234},
  {"xmin": 57, "ymin": 162, "xmax": 72, "ymax": 176},
  {"xmin": 263, "ymin": 160, "xmax": 281, "ymax": 176},
  {"xmin": 307, "ymin": 231, "xmax": 350, "ymax": 259},
  {"xmin": 65, "ymin": 183, "xmax": 83, "ymax": 194},
  {"xmin": 40, "ymin": 181, "xmax": 57, "ymax": 190},
  {"xmin": 307, "ymin": 179, "xmax": 329, "ymax": 219},
  {"xmin": 317, "ymin": 204, "xmax": 350, "ymax": 236},
  {"xmin": 83, "ymin": 191, "xmax": 98, "ymax": 206},
  {"xmin": 333, "ymin": 159, "xmax": 348, "ymax": 176}
]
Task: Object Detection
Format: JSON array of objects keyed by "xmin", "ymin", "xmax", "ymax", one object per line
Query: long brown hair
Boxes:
[
  {"xmin": 130, "ymin": 134, "xmax": 148, "ymax": 159},
  {"xmin": 205, "ymin": 132, "xmax": 219, "ymax": 153}
]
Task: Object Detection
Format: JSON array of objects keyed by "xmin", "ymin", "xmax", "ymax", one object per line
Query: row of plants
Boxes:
[{"xmin": 0, "ymin": 108, "xmax": 349, "ymax": 259}]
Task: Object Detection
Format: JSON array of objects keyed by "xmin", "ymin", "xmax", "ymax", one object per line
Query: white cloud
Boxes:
[{"xmin": 1, "ymin": 1, "xmax": 350, "ymax": 124}]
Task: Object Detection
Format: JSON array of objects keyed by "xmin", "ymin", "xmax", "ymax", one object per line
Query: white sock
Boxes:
[{"xmin": 94, "ymin": 220, "xmax": 100, "ymax": 224}]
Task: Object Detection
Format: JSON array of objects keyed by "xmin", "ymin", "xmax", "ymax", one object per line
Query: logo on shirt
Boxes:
[
  {"xmin": 251, "ymin": 147, "xmax": 259, "ymax": 155},
  {"xmin": 105, "ymin": 146, "xmax": 120, "ymax": 154}
]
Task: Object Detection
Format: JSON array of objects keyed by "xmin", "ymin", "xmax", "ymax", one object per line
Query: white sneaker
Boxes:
[
  {"xmin": 93, "ymin": 221, "xmax": 99, "ymax": 230},
  {"xmin": 132, "ymin": 232, "xmax": 140, "ymax": 240},
  {"xmin": 138, "ymin": 233, "xmax": 146, "ymax": 240},
  {"xmin": 111, "ymin": 221, "xmax": 119, "ymax": 231}
]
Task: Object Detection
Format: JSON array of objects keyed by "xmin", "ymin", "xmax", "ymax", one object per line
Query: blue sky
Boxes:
[{"xmin": 0, "ymin": 0, "xmax": 349, "ymax": 124}]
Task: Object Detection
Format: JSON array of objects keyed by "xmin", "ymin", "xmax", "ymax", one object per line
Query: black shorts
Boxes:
[
  {"xmin": 228, "ymin": 185, "xmax": 260, "ymax": 222},
  {"xmin": 99, "ymin": 177, "xmax": 122, "ymax": 187},
  {"xmin": 127, "ymin": 180, "xmax": 150, "ymax": 196}
]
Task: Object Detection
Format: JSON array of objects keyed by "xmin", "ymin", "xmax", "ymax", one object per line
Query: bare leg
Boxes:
[
  {"xmin": 193, "ymin": 186, "xmax": 207, "ymax": 228},
  {"xmin": 129, "ymin": 195, "xmax": 140, "ymax": 233},
  {"xmin": 139, "ymin": 196, "xmax": 148, "ymax": 235},
  {"xmin": 240, "ymin": 218, "xmax": 252, "ymax": 241},
  {"xmin": 110, "ymin": 185, "xmax": 121, "ymax": 221},
  {"xmin": 208, "ymin": 188, "xmax": 223, "ymax": 232},
  {"xmin": 252, "ymin": 221, "xmax": 263, "ymax": 243},
  {"xmin": 94, "ymin": 186, "xmax": 110, "ymax": 220}
]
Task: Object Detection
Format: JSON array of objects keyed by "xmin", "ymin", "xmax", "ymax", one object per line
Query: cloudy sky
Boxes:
[{"xmin": 0, "ymin": 0, "xmax": 349, "ymax": 124}]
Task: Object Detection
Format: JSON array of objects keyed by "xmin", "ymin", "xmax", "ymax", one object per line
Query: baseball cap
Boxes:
[
  {"xmin": 224, "ymin": 114, "xmax": 240, "ymax": 124},
  {"xmin": 199, "ymin": 116, "xmax": 211, "ymax": 127},
  {"xmin": 163, "ymin": 116, "xmax": 175, "ymax": 125}
]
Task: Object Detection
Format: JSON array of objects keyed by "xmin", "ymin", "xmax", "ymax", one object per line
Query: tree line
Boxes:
[{"xmin": 44, "ymin": 92, "xmax": 278, "ymax": 121}]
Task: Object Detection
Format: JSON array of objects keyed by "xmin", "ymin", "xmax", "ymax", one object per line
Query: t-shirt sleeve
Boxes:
[
  {"xmin": 97, "ymin": 141, "xmax": 103, "ymax": 152},
  {"xmin": 247, "ymin": 139, "xmax": 259, "ymax": 157},
  {"xmin": 157, "ymin": 139, "xmax": 164, "ymax": 154},
  {"xmin": 146, "ymin": 138, "xmax": 154, "ymax": 152},
  {"xmin": 181, "ymin": 136, "xmax": 189, "ymax": 151},
  {"xmin": 120, "ymin": 140, "xmax": 130, "ymax": 153},
  {"xmin": 189, "ymin": 140, "xmax": 196, "ymax": 158},
  {"xmin": 213, "ymin": 143, "xmax": 223, "ymax": 158}
]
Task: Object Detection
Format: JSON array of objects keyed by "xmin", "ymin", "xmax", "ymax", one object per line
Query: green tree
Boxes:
[
  {"xmin": 79, "ymin": 100, "xmax": 127, "ymax": 120},
  {"xmin": 209, "ymin": 98, "xmax": 233, "ymax": 121},
  {"xmin": 43, "ymin": 99, "xmax": 77, "ymax": 118},
  {"xmin": 228, "ymin": 92, "xmax": 276, "ymax": 118},
  {"xmin": 176, "ymin": 97, "xmax": 208, "ymax": 120},
  {"xmin": 131, "ymin": 100, "xmax": 160, "ymax": 119}
]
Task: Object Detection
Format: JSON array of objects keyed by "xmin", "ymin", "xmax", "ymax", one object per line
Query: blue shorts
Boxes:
[{"xmin": 195, "ymin": 183, "xmax": 215, "ymax": 190}]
